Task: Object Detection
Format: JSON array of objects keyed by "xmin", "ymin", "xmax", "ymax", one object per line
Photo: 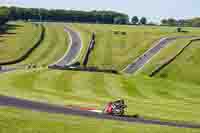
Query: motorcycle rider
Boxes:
[
  {"xmin": 104, "ymin": 102, "xmax": 113, "ymax": 114},
  {"xmin": 104, "ymin": 99, "xmax": 127, "ymax": 115}
]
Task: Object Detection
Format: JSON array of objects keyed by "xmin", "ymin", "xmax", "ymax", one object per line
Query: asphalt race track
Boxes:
[
  {"xmin": 0, "ymin": 26, "xmax": 82, "ymax": 73},
  {"xmin": 0, "ymin": 67, "xmax": 16, "ymax": 73},
  {"xmin": 0, "ymin": 95, "xmax": 200, "ymax": 129},
  {"xmin": 1, "ymin": 27, "xmax": 200, "ymax": 129},
  {"xmin": 51, "ymin": 26, "xmax": 82, "ymax": 66},
  {"xmin": 123, "ymin": 36, "xmax": 198, "ymax": 74}
]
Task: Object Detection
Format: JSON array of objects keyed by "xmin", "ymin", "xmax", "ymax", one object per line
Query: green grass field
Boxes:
[
  {"xmin": 0, "ymin": 106, "xmax": 199, "ymax": 133},
  {"xmin": 0, "ymin": 22, "xmax": 42, "ymax": 63},
  {"xmin": 141, "ymin": 40, "xmax": 200, "ymax": 85},
  {"xmin": 15, "ymin": 23, "xmax": 68, "ymax": 66},
  {"xmin": 0, "ymin": 69, "xmax": 200, "ymax": 124},
  {"xmin": 1, "ymin": 22, "xmax": 200, "ymax": 132},
  {"xmin": 140, "ymin": 38, "xmax": 193, "ymax": 74},
  {"xmin": 71, "ymin": 24, "xmax": 200, "ymax": 70}
]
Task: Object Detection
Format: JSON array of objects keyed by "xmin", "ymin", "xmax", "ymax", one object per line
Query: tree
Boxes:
[
  {"xmin": 1, "ymin": 6, "xmax": 130, "ymax": 25},
  {"xmin": 191, "ymin": 18, "xmax": 200, "ymax": 27},
  {"xmin": 0, "ymin": 6, "xmax": 10, "ymax": 33},
  {"xmin": 161, "ymin": 19, "xmax": 168, "ymax": 25},
  {"xmin": 192, "ymin": 21, "xmax": 200, "ymax": 27},
  {"xmin": 167, "ymin": 18, "xmax": 177, "ymax": 26},
  {"xmin": 177, "ymin": 19, "xmax": 185, "ymax": 26},
  {"xmin": 140, "ymin": 17, "xmax": 147, "ymax": 25},
  {"xmin": 114, "ymin": 16, "xmax": 129, "ymax": 24},
  {"xmin": 0, "ymin": 7, "xmax": 10, "ymax": 25},
  {"xmin": 131, "ymin": 16, "xmax": 138, "ymax": 25}
]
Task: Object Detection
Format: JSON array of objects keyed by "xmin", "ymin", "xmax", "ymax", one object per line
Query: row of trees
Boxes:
[
  {"xmin": 0, "ymin": 7, "xmax": 10, "ymax": 26},
  {"xmin": 131, "ymin": 16, "xmax": 147, "ymax": 25},
  {"xmin": 2, "ymin": 6, "xmax": 200, "ymax": 27},
  {"xmin": 161, "ymin": 18, "xmax": 200, "ymax": 27},
  {"xmin": 1, "ymin": 6, "xmax": 150, "ymax": 25},
  {"xmin": 6, "ymin": 6, "xmax": 129, "ymax": 24}
]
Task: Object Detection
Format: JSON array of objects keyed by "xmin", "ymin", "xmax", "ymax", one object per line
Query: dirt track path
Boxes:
[
  {"xmin": 123, "ymin": 36, "xmax": 197, "ymax": 74},
  {"xmin": 0, "ymin": 95, "xmax": 200, "ymax": 129}
]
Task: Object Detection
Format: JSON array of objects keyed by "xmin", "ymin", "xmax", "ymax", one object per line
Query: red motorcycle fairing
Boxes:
[{"xmin": 104, "ymin": 103, "xmax": 113, "ymax": 114}]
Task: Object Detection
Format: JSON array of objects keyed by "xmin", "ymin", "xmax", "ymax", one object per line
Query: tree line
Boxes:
[
  {"xmin": 0, "ymin": 6, "xmax": 129, "ymax": 24},
  {"xmin": 0, "ymin": 7, "xmax": 10, "ymax": 27},
  {"xmin": 161, "ymin": 18, "xmax": 200, "ymax": 27},
  {"xmin": 131, "ymin": 16, "xmax": 147, "ymax": 25},
  {"xmin": 0, "ymin": 6, "xmax": 150, "ymax": 26},
  {"xmin": 1, "ymin": 6, "xmax": 200, "ymax": 27}
]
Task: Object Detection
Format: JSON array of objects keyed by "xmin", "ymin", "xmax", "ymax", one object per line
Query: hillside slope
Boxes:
[
  {"xmin": 159, "ymin": 40, "xmax": 200, "ymax": 84},
  {"xmin": 0, "ymin": 22, "xmax": 42, "ymax": 63},
  {"xmin": 0, "ymin": 69, "xmax": 200, "ymax": 123},
  {"xmin": 16, "ymin": 23, "xmax": 68, "ymax": 66},
  {"xmin": 0, "ymin": 106, "xmax": 199, "ymax": 133},
  {"xmin": 71, "ymin": 24, "xmax": 200, "ymax": 70}
]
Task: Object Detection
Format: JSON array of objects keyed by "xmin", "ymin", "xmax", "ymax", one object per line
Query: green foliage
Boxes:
[
  {"xmin": 161, "ymin": 17, "xmax": 200, "ymax": 27},
  {"xmin": 161, "ymin": 19, "xmax": 168, "ymax": 25},
  {"xmin": 140, "ymin": 17, "xmax": 147, "ymax": 25},
  {"xmin": 131, "ymin": 16, "xmax": 139, "ymax": 25},
  {"xmin": 7, "ymin": 6, "xmax": 129, "ymax": 24},
  {"xmin": 191, "ymin": 18, "xmax": 200, "ymax": 27},
  {"xmin": 0, "ymin": 6, "xmax": 10, "ymax": 28},
  {"xmin": 114, "ymin": 16, "xmax": 129, "ymax": 24},
  {"xmin": 168, "ymin": 18, "xmax": 177, "ymax": 26}
]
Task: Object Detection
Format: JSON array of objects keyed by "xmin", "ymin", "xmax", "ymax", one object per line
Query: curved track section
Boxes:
[
  {"xmin": 0, "ymin": 95, "xmax": 200, "ymax": 129},
  {"xmin": 123, "ymin": 36, "xmax": 197, "ymax": 74},
  {"xmin": 0, "ymin": 67, "xmax": 16, "ymax": 73},
  {"xmin": 51, "ymin": 26, "xmax": 82, "ymax": 66}
]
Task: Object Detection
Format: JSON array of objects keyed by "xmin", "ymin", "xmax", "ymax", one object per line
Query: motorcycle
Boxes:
[{"xmin": 103, "ymin": 99, "xmax": 127, "ymax": 116}]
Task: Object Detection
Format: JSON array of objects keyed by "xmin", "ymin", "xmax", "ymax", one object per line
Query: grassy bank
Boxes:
[
  {"xmin": 140, "ymin": 38, "xmax": 193, "ymax": 74},
  {"xmin": 0, "ymin": 106, "xmax": 199, "ymax": 133},
  {"xmin": 0, "ymin": 22, "xmax": 42, "ymax": 63},
  {"xmin": 71, "ymin": 24, "xmax": 200, "ymax": 70},
  {"xmin": 15, "ymin": 23, "xmax": 68, "ymax": 66},
  {"xmin": 0, "ymin": 69, "xmax": 200, "ymax": 123},
  {"xmin": 142, "ymin": 40, "xmax": 200, "ymax": 84}
]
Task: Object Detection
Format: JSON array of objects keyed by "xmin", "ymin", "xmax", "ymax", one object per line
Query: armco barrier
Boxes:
[
  {"xmin": 150, "ymin": 38, "xmax": 200, "ymax": 77},
  {"xmin": 48, "ymin": 65, "xmax": 119, "ymax": 74}
]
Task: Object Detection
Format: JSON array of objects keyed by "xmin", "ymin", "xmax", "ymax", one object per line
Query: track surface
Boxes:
[
  {"xmin": 51, "ymin": 26, "xmax": 82, "ymax": 66},
  {"xmin": 0, "ymin": 26, "xmax": 82, "ymax": 73},
  {"xmin": 0, "ymin": 67, "xmax": 16, "ymax": 73},
  {"xmin": 1, "ymin": 28, "xmax": 200, "ymax": 128},
  {"xmin": 0, "ymin": 95, "xmax": 200, "ymax": 129},
  {"xmin": 123, "ymin": 36, "xmax": 197, "ymax": 74}
]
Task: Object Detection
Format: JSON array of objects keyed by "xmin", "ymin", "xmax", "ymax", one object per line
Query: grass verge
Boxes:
[
  {"xmin": 71, "ymin": 24, "xmax": 200, "ymax": 70},
  {"xmin": 13, "ymin": 23, "xmax": 68, "ymax": 66},
  {"xmin": 0, "ymin": 22, "xmax": 42, "ymax": 63},
  {"xmin": 0, "ymin": 106, "xmax": 199, "ymax": 133},
  {"xmin": 0, "ymin": 69, "xmax": 200, "ymax": 123}
]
